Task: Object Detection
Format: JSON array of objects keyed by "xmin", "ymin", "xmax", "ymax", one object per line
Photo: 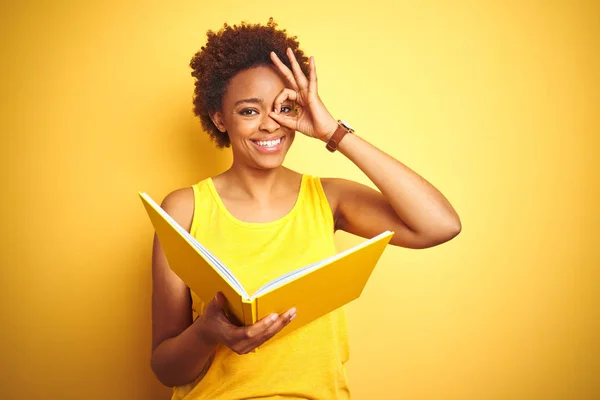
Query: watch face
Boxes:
[{"xmin": 339, "ymin": 120, "xmax": 354, "ymax": 131}]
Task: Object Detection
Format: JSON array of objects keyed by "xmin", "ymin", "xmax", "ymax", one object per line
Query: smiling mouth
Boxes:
[{"xmin": 250, "ymin": 137, "xmax": 283, "ymax": 149}]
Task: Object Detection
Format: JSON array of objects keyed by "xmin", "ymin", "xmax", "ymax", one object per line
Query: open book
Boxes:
[{"xmin": 139, "ymin": 191, "xmax": 394, "ymax": 336}]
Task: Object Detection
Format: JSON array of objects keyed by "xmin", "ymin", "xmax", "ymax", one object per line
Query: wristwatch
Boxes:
[{"xmin": 326, "ymin": 120, "xmax": 354, "ymax": 152}]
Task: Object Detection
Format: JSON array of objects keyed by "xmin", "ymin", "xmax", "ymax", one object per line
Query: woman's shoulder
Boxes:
[
  {"xmin": 314, "ymin": 176, "xmax": 344, "ymax": 199},
  {"xmin": 318, "ymin": 176, "xmax": 362, "ymax": 196},
  {"xmin": 312, "ymin": 177, "xmax": 367, "ymax": 218},
  {"xmin": 159, "ymin": 177, "xmax": 218, "ymax": 228},
  {"xmin": 159, "ymin": 186, "xmax": 196, "ymax": 232}
]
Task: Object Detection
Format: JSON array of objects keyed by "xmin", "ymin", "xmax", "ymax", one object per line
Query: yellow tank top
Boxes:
[{"xmin": 171, "ymin": 174, "xmax": 351, "ymax": 400}]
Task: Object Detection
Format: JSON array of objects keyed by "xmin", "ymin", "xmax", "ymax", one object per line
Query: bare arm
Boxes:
[
  {"xmin": 322, "ymin": 133, "xmax": 461, "ymax": 249},
  {"xmin": 150, "ymin": 188, "xmax": 215, "ymax": 387}
]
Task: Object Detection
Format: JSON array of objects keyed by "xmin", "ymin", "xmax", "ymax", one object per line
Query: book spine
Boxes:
[{"xmin": 241, "ymin": 300, "xmax": 255, "ymax": 326}]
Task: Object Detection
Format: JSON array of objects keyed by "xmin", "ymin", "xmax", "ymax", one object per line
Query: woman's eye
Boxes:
[
  {"xmin": 240, "ymin": 109, "xmax": 258, "ymax": 116},
  {"xmin": 280, "ymin": 105, "xmax": 292, "ymax": 113}
]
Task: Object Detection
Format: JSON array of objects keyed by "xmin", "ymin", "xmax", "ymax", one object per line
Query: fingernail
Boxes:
[
  {"xmin": 270, "ymin": 313, "xmax": 278, "ymax": 322},
  {"xmin": 289, "ymin": 313, "xmax": 296, "ymax": 322}
]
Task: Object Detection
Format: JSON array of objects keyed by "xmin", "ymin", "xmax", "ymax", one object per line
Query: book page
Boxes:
[{"xmin": 251, "ymin": 231, "xmax": 393, "ymax": 300}]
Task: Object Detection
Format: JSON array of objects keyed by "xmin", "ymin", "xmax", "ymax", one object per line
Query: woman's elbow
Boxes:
[{"xmin": 150, "ymin": 354, "xmax": 193, "ymax": 388}]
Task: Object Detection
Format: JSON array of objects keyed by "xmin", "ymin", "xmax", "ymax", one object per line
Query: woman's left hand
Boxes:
[{"xmin": 269, "ymin": 48, "xmax": 338, "ymax": 141}]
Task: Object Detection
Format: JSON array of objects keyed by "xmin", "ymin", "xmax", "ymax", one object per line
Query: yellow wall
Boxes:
[{"xmin": 1, "ymin": 1, "xmax": 598, "ymax": 399}]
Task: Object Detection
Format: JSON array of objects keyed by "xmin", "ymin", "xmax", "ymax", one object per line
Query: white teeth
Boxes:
[{"xmin": 255, "ymin": 138, "xmax": 281, "ymax": 147}]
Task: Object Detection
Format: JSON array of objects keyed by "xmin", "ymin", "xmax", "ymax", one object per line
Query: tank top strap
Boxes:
[
  {"xmin": 296, "ymin": 174, "xmax": 335, "ymax": 233},
  {"xmin": 189, "ymin": 177, "xmax": 213, "ymax": 238}
]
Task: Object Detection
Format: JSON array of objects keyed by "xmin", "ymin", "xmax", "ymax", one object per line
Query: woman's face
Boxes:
[{"xmin": 211, "ymin": 65, "xmax": 296, "ymax": 170}]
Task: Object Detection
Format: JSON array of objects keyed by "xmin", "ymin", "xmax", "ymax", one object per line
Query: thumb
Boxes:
[
  {"xmin": 213, "ymin": 292, "xmax": 226, "ymax": 310},
  {"xmin": 210, "ymin": 292, "xmax": 243, "ymax": 326},
  {"xmin": 207, "ymin": 292, "xmax": 226, "ymax": 313},
  {"xmin": 269, "ymin": 111, "xmax": 297, "ymax": 130}
]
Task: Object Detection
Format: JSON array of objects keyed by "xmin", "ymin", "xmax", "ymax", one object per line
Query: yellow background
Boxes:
[{"xmin": 1, "ymin": 1, "xmax": 598, "ymax": 399}]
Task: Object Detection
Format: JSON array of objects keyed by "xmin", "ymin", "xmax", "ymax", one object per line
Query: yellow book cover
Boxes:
[{"xmin": 139, "ymin": 191, "xmax": 393, "ymax": 335}]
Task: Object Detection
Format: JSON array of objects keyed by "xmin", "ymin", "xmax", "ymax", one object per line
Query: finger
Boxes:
[
  {"xmin": 223, "ymin": 310, "xmax": 273, "ymax": 350},
  {"xmin": 308, "ymin": 56, "xmax": 317, "ymax": 94},
  {"xmin": 270, "ymin": 51, "xmax": 299, "ymax": 91},
  {"xmin": 228, "ymin": 313, "xmax": 279, "ymax": 354},
  {"xmin": 233, "ymin": 309, "xmax": 297, "ymax": 354},
  {"xmin": 273, "ymin": 88, "xmax": 297, "ymax": 114},
  {"xmin": 286, "ymin": 48, "xmax": 309, "ymax": 91},
  {"xmin": 255, "ymin": 308, "xmax": 297, "ymax": 345},
  {"xmin": 240, "ymin": 308, "xmax": 297, "ymax": 354},
  {"xmin": 269, "ymin": 110, "xmax": 297, "ymax": 130},
  {"xmin": 243, "ymin": 312, "xmax": 280, "ymax": 341}
]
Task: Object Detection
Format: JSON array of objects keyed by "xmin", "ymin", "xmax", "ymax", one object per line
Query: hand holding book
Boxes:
[{"xmin": 196, "ymin": 292, "xmax": 297, "ymax": 355}]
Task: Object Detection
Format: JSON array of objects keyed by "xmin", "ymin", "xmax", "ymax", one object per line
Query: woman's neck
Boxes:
[{"xmin": 218, "ymin": 164, "xmax": 298, "ymax": 202}]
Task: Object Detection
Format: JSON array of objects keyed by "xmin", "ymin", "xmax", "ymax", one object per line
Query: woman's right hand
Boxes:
[{"xmin": 194, "ymin": 292, "xmax": 296, "ymax": 355}]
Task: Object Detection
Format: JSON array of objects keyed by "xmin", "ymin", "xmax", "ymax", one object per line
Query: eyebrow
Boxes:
[{"xmin": 234, "ymin": 98, "xmax": 263, "ymax": 107}]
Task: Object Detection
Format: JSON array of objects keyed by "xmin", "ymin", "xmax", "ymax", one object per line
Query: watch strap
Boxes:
[{"xmin": 326, "ymin": 120, "xmax": 353, "ymax": 152}]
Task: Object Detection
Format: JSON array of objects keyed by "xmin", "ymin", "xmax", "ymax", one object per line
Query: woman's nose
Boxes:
[{"xmin": 259, "ymin": 113, "xmax": 280, "ymax": 133}]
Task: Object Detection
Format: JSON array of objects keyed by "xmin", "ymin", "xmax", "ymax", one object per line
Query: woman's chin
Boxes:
[{"xmin": 253, "ymin": 155, "xmax": 286, "ymax": 170}]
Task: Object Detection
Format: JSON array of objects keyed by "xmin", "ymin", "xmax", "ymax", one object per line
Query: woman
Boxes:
[{"xmin": 150, "ymin": 18, "xmax": 461, "ymax": 399}]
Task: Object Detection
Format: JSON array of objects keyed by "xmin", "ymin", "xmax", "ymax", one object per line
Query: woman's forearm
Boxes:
[
  {"xmin": 336, "ymin": 132, "xmax": 461, "ymax": 236},
  {"xmin": 151, "ymin": 318, "xmax": 216, "ymax": 387}
]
